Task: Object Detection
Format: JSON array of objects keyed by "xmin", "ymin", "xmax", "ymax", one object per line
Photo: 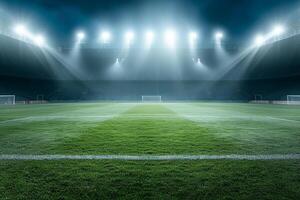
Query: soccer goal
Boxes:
[
  {"xmin": 287, "ymin": 95, "xmax": 300, "ymax": 105},
  {"xmin": 0, "ymin": 95, "xmax": 16, "ymax": 105},
  {"xmin": 142, "ymin": 96, "xmax": 162, "ymax": 102}
]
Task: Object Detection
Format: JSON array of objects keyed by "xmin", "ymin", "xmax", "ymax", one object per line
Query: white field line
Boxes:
[
  {"xmin": 0, "ymin": 103, "xmax": 136, "ymax": 125},
  {"xmin": 266, "ymin": 116, "xmax": 300, "ymax": 123},
  {"xmin": 0, "ymin": 154, "xmax": 299, "ymax": 161},
  {"xmin": 0, "ymin": 115, "xmax": 116, "ymax": 125},
  {"xmin": 2, "ymin": 114, "xmax": 300, "ymax": 126},
  {"xmin": 165, "ymin": 104, "xmax": 300, "ymax": 124},
  {"xmin": 181, "ymin": 114, "xmax": 300, "ymax": 125},
  {"xmin": 0, "ymin": 114, "xmax": 178, "ymax": 125}
]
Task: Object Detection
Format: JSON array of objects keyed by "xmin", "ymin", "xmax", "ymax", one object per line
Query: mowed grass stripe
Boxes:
[
  {"xmin": 0, "ymin": 103, "xmax": 134, "ymax": 123},
  {"xmin": 1, "ymin": 154, "xmax": 300, "ymax": 160},
  {"xmin": 0, "ymin": 103, "xmax": 136, "ymax": 154},
  {"xmin": 0, "ymin": 115, "xmax": 116, "ymax": 125},
  {"xmin": 56, "ymin": 104, "xmax": 240, "ymax": 155},
  {"xmin": 0, "ymin": 103, "xmax": 299, "ymax": 155},
  {"xmin": 1, "ymin": 160, "xmax": 299, "ymax": 199}
]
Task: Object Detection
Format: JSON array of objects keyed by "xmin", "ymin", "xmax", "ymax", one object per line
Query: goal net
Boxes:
[
  {"xmin": 0, "ymin": 95, "xmax": 16, "ymax": 105},
  {"xmin": 287, "ymin": 95, "xmax": 300, "ymax": 105},
  {"xmin": 142, "ymin": 96, "xmax": 162, "ymax": 102}
]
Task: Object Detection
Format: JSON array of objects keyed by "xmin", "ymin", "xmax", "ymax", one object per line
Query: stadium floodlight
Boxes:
[
  {"xmin": 14, "ymin": 24, "xmax": 28, "ymax": 36},
  {"xmin": 145, "ymin": 31, "xmax": 154, "ymax": 47},
  {"xmin": 164, "ymin": 29, "xmax": 176, "ymax": 48},
  {"xmin": 125, "ymin": 31, "xmax": 134, "ymax": 45},
  {"xmin": 189, "ymin": 32, "xmax": 198, "ymax": 41},
  {"xmin": 272, "ymin": 25, "xmax": 285, "ymax": 36},
  {"xmin": 254, "ymin": 34, "xmax": 265, "ymax": 47},
  {"xmin": 100, "ymin": 31, "xmax": 111, "ymax": 43},
  {"xmin": 189, "ymin": 31, "xmax": 198, "ymax": 48},
  {"xmin": 215, "ymin": 31, "xmax": 224, "ymax": 40},
  {"xmin": 33, "ymin": 34, "xmax": 46, "ymax": 46},
  {"xmin": 76, "ymin": 31, "xmax": 85, "ymax": 42}
]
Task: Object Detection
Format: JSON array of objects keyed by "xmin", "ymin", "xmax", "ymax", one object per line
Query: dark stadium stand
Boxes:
[{"xmin": 0, "ymin": 34, "xmax": 300, "ymax": 101}]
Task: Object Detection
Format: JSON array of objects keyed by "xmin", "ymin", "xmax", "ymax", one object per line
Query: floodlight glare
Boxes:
[
  {"xmin": 254, "ymin": 34, "xmax": 265, "ymax": 47},
  {"xmin": 215, "ymin": 31, "xmax": 224, "ymax": 40},
  {"xmin": 14, "ymin": 24, "xmax": 28, "ymax": 36},
  {"xmin": 100, "ymin": 31, "xmax": 111, "ymax": 43},
  {"xmin": 145, "ymin": 31, "xmax": 154, "ymax": 46},
  {"xmin": 189, "ymin": 32, "xmax": 198, "ymax": 41},
  {"xmin": 146, "ymin": 31, "xmax": 154, "ymax": 41},
  {"xmin": 125, "ymin": 31, "xmax": 134, "ymax": 41},
  {"xmin": 76, "ymin": 31, "xmax": 85, "ymax": 42},
  {"xmin": 164, "ymin": 29, "xmax": 176, "ymax": 48},
  {"xmin": 189, "ymin": 31, "xmax": 198, "ymax": 48},
  {"xmin": 272, "ymin": 25, "xmax": 285, "ymax": 36},
  {"xmin": 33, "ymin": 34, "xmax": 46, "ymax": 46}
]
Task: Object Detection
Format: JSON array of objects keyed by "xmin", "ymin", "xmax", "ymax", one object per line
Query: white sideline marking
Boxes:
[
  {"xmin": 0, "ymin": 115, "xmax": 116, "ymax": 125},
  {"xmin": 267, "ymin": 116, "xmax": 300, "ymax": 123},
  {"xmin": 0, "ymin": 154, "xmax": 299, "ymax": 161}
]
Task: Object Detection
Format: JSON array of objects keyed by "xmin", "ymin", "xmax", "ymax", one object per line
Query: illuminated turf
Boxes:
[{"xmin": 0, "ymin": 102, "xmax": 299, "ymax": 199}]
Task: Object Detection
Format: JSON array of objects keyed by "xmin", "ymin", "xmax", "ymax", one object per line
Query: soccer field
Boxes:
[{"xmin": 0, "ymin": 102, "xmax": 300, "ymax": 199}]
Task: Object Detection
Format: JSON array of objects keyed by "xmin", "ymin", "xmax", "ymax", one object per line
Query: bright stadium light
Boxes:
[
  {"xmin": 14, "ymin": 24, "xmax": 28, "ymax": 36},
  {"xmin": 164, "ymin": 29, "xmax": 176, "ymax": 48},
  {"xmin": 100, "ymin": 31, "xmax": 111, "ymax": 43},
  {"xmin": 145, "ymin": 31, "xmax": 154, "ymax": 47},
  {"xmin": 76, "ymin": 31, "xmax": 85, "ymax": 42},
  {"xmin": 33, "ymin": 34, "xmax": 46, "ymax": 46},
  {"xmin": 272, "ymin": 25, "xmax": 285, "ymax": 36},
  {"xmin": 189, "ymin": 32, "xmax": 198, "ymax": 41},
  {"xmin": 189, "ymin": 31, "xmax": 198, "ymax": 48},
  {"xmin": 215, "ymin": 31, "xmax": 224, "ymax": 40},
  {"xmin": 125, "ymin": 31, "xmax": 134, "ymax": 45},
  {"xmin": 254, "ymin": 34, "xmax": 265, "ymax": 47}
]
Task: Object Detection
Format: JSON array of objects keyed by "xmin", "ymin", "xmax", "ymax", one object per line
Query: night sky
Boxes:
[{"xmin": 0, "ymin": 0, "xmax": 299, "ymax": 45}]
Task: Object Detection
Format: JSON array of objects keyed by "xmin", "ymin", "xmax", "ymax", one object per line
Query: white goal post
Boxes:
[
  {"xmin": 287, "ymin": 95, "xmax": 300, "ymax": 105},
  {"xmin": 142, "ymin": 96, "xmax": 162, "ymax": 102},
  {"xmin": 0, "ymin": 95, "xmax": 16, "ymax": 105}
]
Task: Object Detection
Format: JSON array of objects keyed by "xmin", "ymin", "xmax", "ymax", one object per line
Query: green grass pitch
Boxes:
[{"xmin": 0, "ymin": 102, "xmax": 299, "ymax": 199}]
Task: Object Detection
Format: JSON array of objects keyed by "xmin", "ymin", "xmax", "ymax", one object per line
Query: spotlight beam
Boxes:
[
  {"xmin": 272, "ymin": 25, "xmax": 285, "ymax": 36},
  {"xmin": 14, "ymin": 24, "xmax": 28, "ymax": 37},
  {"xmin": 254, "ymin": 34, "xmax": 265, "ymax": 47},
  {"xmin": 145, "ymin": 31, "xmax": 154, "ymax": 47},
  {"xmin": 100, "ymin": 31, "xmax": 111, "ymax": 44},
  {"xmin": 125, "ymin": 31, "xmax": 134, "ymax": 46},
  {"xmin": 34, "ymin": 34, "xmax": 46, "ymax": 46},
  {"xmin": 76, "ymin": 31, "xmax": 86, "ymax": 43},
  {"xmin": 164, "ymin": 29, "xmax": 176, "ymax": 48},
  {"xmin": 215, "ymin": 31, "xmax": 224, "ymax": 40},
  {"xmin": 189, "ymin": 31, "xmax": 198, "ymax": 48}
]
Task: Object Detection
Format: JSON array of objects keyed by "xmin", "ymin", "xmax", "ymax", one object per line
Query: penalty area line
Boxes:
[{"xmin": 0, "ymin": 154, "xmax": 300, "ymax": 161}]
